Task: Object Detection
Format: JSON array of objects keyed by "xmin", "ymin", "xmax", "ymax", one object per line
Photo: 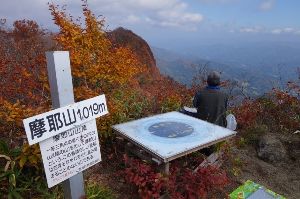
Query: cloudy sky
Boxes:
[{"xmin": 1, "ymin": 0, "xmax": 300, "ymax": 51}]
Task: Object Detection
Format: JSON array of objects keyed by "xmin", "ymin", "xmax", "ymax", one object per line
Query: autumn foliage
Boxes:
[
  {"xmin": 233, "ymin": 88, "xmax": 300, "ymax": 132},
  {"xmin": 1, "ymin": 0, "xmax": 299, "ymax": 198},
  {"xmin": 123, "ymin": 154, "xmax": 229, "ymax": 199},
  {"xmin": 0, "ymin": 20, "xmax": 51, "ymax": 149},
  {"xmin": 49, "ymin": 2, "xmax": 143, "ymax": 91},
  {"xmin": 0, "ymin": 1, "xmax": 193, "ymax": 197},
  {"xmin": 0, "ymin": 20, "xmax": 50, "ymax": 105}
]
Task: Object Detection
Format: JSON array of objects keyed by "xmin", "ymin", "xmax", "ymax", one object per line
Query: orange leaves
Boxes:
[
  {"xmin": 0, "ymin": 98, "xmax": 48, "ymax": 141},
  {"xmin": 47, "ymin": 1, "xmax": 148, "ymax": 139},
  {"xmin": 0, "ymin": 20, "xmax": 50, "ymax": 106},
  {"xmin": 0, "ymin": 100, "xmax": 30, "ymax": 125},
  {"xmin": 0, "ymin": 21, "xmax": 51, "ymax": 147},
  {"xmin": 12, "ymin": 20, "xmax": 42, "ymax": 41},
  {"xmin": 74, "ymin": 85, "xmax": 99, "ymax": 101},
  {"xmin": 109, "ymin": 47, "xmax": 144, "ymax": 85},
  {"xmin": 49, "ymin": 1, "xmax": 144, "ymax": 91}
]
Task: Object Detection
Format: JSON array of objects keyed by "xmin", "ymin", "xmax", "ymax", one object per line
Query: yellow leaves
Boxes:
[
  {"xmin": 28, "ymin": 155, "xmax": 38, "ymax": 165},
  {"xmin": 21, "ymin": 143, "xmax": 30, "ymax": 153},
  {"xmin": 18, "ymin": 143, "xmax": 41, "ymax": 169},
  {"xmin": 19, "ymin": 156, "xmax": 27, "ymax": 168},
  {"xmin": 232, "ymin": 167, "xmax": 241, "ymax": 177},
  {"xmin": 0, "ymin": 99, "xmax": 36, "ymax": 128},
  {"xmin": 0, "ymin": 99, "xmax": 49, "ymax": 143},
  {"xmin": 49, "ymin": 2, "xmax": 145, "ymax": 92},
  {"xmin": 12, "ymin": 101, "xmax": 21, "ymax": 108},
  {"xmin": 22, "ymin": 69, "xmax": 32, "ymax": 78},
  {"xmin": 47, "ymin": 2, "xmax": 151, "ymax": 139}
]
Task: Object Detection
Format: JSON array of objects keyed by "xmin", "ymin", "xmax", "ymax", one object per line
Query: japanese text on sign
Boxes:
[
  {"xmin": 40, "ymin": 120, "xmax": 101, "ymax": 188},
  {"xmin": 23, "ymin": 94, "xmax": 108, "ymax": 145}
]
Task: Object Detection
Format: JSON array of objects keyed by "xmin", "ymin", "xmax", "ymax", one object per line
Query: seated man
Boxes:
[
  {"xmin": 193, "ymin": 71, "xmax": 228, "ymax": 127},
  {"xmin": 193, "ymin": 71, "xmax": 228, "ymax": 156}
]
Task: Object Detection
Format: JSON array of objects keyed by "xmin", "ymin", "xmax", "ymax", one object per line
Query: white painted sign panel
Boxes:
[
  {"xmin": 40, "ymin": 120, "xmax": 101, "ymax": 188},
  {"xmin": 112, "ymin": 111, "xmax": 236, "ymax": 162},
  {"xmin": 23, "ymin": 94, "xmax": 108, "ymax": 145}
]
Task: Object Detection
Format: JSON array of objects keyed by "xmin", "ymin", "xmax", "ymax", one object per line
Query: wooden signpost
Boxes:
[{"xmin": 23, "ymin": 51, "xmax": 108, "ymax": 199}]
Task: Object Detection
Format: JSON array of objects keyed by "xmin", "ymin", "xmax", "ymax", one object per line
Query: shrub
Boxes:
[
  {"xmin": 123, "ymin": 154, "xmax": 229, "ymax": 199},
  {"xmin": 86, "ymin": 182, "xmax": 115, "ymax": 199}
]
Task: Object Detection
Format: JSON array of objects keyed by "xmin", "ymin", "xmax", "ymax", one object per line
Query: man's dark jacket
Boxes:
[{"xmin": 193, "ymin": 86, "xmax": 228, "ymax": 127}]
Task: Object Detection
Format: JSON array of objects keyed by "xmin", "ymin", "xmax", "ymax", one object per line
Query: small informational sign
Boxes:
[
  {"xmin": 23, "ymin": 94, "xmax": 108, "ymax": 145},
  {"xmin": 40, "ymin": 120, "xmax": 101, "ymax": 188}
]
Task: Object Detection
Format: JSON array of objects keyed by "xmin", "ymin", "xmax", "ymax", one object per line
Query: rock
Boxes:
[
  {"xmin": 257, "ymin": 134, "xmax": 287, "ymax": 163},
  {"xmin": 282, "ymin": 134, "xmax": 300, "ymax": 162}
]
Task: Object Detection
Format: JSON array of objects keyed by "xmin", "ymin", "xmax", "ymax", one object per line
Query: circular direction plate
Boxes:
[{"xmin": 148, "ymin": 121, "xmax": 194, "ymax": 138}]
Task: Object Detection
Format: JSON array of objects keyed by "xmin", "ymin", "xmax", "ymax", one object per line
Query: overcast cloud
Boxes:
[
  {"xmin": 1, "ymin": 0, "xmax": 300, "ymax": 50},
  {"xmin": 0, "ymin": 0, "xmax": 204, "ymax": 31}
]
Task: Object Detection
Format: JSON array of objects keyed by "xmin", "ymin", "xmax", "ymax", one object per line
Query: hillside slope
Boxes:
[{"xmin": 108, "ymin": 27, "xmax": 160, "ymax": 79}]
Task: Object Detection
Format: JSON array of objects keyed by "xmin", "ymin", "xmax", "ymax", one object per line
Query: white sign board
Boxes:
[
  {"xmin": 40, "ymin": 120, "xmax": 101, "ymax": 188},
  {"xmin": 23, "ymin": 94, "xmax": 108, "ymax": 145}
]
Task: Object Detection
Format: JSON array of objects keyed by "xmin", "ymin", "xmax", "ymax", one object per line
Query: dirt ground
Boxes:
[
  {"xmin": 86, "ymin": 133, "xmax": 300, "ymax": 199},
  {"xmin": 85, "ymin": 143, "xmax": 141, "ymax": 199},
  {"xmin": 224, "ymin": 134, "xmax": 300, "ymax": 199}
]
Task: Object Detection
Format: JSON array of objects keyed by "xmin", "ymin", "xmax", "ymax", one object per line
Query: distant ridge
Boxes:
[{"xmin": 151, "ymin": 46, "xmax": 300, "ymax": 97}]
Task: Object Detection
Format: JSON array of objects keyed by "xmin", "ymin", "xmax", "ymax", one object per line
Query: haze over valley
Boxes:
[{"xmin": 152, "ymin": 41, "xmax": 300, "ymax": 97}]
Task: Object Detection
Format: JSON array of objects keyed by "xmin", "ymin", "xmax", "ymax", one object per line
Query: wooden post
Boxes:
[
  {"xmin": 46, "ymin": 51, "xmax": 85, "ymax": 199},
  {"xmin": 159, "ymin": 162, "xmax": 170, "ymax": 199},
  {"xmin": 160, "ymin": 162, "xmax": 170, "ymax": 175}
]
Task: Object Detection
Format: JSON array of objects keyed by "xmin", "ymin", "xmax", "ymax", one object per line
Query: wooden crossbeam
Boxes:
[{"xmin": 193, "ymin": 151, "xmax": 224, "ymax": 173}]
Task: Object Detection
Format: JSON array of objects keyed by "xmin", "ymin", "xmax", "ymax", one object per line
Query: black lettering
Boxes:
[{"xmin": 63, "ymin": 109, "xmax": 77, "ymax": 126}]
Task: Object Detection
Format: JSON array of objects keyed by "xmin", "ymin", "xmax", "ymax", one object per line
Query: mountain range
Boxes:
[
  {"xmin": 152, "ymin": 42, "xmax": 300, "ymax": 97},
  {"xmin": 107, "ymin": 27, "xmax": 299, "ymax": 97}
]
